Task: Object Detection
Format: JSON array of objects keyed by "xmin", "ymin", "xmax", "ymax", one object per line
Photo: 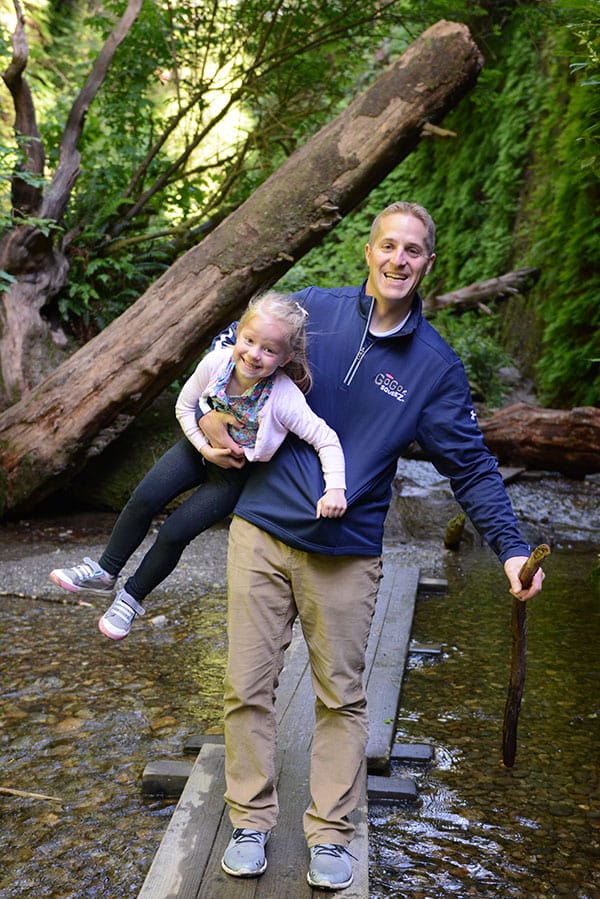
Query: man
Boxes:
[{"xmin": 199, "ymin": 202, "xmax": 544, "ymax": 890}]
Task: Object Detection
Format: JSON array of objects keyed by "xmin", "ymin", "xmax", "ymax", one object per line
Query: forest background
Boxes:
[{"xmin": 1, "ymin": 0, "xmax": 598, "ymax": 425}]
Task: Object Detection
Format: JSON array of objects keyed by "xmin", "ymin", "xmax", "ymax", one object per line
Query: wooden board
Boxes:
[
  {"xmin": 138, "ymin": 742, "xmax": 228, "ymax": 899},
  {"xmin": 364, "ymin": 562, "xmax": 419, "ymax": 771},
  {"xmin": 192, "ymin": 750, "xmax": 368, "ymax": 899}
]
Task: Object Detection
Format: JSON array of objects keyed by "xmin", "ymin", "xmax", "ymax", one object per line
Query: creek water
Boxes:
[
  {"xmin": 0, "ymin": 515, "xmax": 598, "ymax": 897},
  {"xmin": 369, "ymin": 544, "xmax": 600, "ymax": 899}
]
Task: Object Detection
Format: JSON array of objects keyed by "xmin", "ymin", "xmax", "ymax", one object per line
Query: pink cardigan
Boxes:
[{"xmin": 175, "ymin": 348, "xmax": 346, "ymax": 491}]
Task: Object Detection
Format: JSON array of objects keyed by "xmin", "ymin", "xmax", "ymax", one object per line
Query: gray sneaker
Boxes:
[
  {"xmin": 307, "ymin": 844, "xmax": 355, "ymax": 890},
  {"xmin": 98, "ymin": 590, "xmax": 145, "ymax": 640},
  {"xmin": 221, "ymin": 829, "xmax": 270, "ymax": 878},
  {"xmin": 50, "ymin": 557, "xmax": 116, "ymax": 597}
]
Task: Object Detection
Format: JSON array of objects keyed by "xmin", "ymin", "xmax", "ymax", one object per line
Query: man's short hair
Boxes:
[{"xmin": 369, "ymin": 202, "xmax": 436, "ymax": 255}]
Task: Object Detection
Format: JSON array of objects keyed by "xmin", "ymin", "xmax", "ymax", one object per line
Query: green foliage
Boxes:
[
  {"xmin": 281, "ymin": 0, "xmax": 600, "ymax": 409},
  {"xmin": 0, "ymin": 141, "xmax": 58, "ymax": 289},
  {"xmin": 1, "ymin": 0, "xmax": 598, "ymax": 408},
  {"xmin": 0, "ymin": 269, "xmax": 16, "ymax": 294},
  {"xmin": 2, "ymin": 0, "xmax": 410, "ymax": 333},
  {"xmin": 277, "ymin": 210, "xmax": 372, "ymax": 291},
  {"xmin": 521, "ymin": 11, "xmax": 600, "ymax": 406},
  {"xmin": 60, "ymin": 234, "xmax": 173, "ymax": 330},
  {"xmin": 280, "ymin": 8, "xmax": 545, "ymax": 293},
  {"xmin": 432, "ymin": 310, "xmax": 512, "ymax": 408},
  {"xmin": 1, "ymin": 0, "xmax": 412, "ymax": 333},
  {"xmin": 0, "ymin": 142, "xmax": 45, "ymax": 227},
  {"xmin": 562, "ymin": 0, "xmax": 599, "ymax": 161}
]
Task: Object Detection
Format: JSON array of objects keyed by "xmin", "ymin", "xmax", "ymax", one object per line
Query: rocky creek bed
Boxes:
[{"xmin": 0, "ymin": 461, "xmax": 598, "ymax": 898}]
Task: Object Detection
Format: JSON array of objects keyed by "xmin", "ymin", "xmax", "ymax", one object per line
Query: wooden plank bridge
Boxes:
[{"xmin": 138, "ymin": 556, "xmax": 441, "ymax": 898}]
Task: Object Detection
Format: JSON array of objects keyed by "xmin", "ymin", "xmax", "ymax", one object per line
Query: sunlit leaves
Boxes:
[{"xmin": 1, "ymin": 0, "xmax": 408, "ymax": 331}]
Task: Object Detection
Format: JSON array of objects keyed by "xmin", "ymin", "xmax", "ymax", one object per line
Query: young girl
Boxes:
[{"xmin": 49, "ymin": 292, "xmax": 346, "ymax": 640}]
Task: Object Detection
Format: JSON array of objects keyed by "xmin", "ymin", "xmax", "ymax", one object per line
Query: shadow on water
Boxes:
[{"xmin": 369, "ymin": 545, "xmax": 600, "ymax": 899}]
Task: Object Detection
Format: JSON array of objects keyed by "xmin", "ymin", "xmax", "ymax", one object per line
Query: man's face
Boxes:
[{"xmin": 365, "ymin": 213, "xmax": 435, "ymax": 308}]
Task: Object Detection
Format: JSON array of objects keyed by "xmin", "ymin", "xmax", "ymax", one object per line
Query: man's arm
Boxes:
[
  {"xmin": 416, "ymin": 362, "xmax": 545, "ymax": 601},
  {"xmin": 417, "ymin": 364, "xmax": 530, "ymax": 560},
  {"xmin": 198, "ymin": 410, "xmax": 246, "ymax": 468}
]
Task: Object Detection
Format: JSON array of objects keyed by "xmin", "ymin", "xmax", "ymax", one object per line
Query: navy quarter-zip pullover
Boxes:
[{"xmin": 225, "ymin": 283, "xmax": 530, "ymax": 562}]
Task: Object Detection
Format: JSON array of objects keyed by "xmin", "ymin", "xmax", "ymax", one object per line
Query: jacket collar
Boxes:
[{"xmin": 358, "ymin": 279, "xmax": 423, "ymax": 337}]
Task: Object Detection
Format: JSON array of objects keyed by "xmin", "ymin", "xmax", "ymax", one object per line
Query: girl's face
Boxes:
[{"xmin": 233, "ymin": 313, "xmax": 293, "ymax": 389}]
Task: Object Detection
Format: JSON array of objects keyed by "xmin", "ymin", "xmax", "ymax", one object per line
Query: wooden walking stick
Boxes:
[{"xmin": 502, "ymin": 543, "xmax": 550, "ymax": 767}]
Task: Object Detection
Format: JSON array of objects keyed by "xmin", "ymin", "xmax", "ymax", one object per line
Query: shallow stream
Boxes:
[
  {"xmin": 0, "ymin": 504, "xmax": 598, "ymax": 897},
  {"xmin": 370, "ymin": 545, "xmax": 599, "ymax": 899}
]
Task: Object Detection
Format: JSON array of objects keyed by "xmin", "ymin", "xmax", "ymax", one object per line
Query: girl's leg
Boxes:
[
  {"xmin": 98, "ymin": 439, "xmax": 208, "ymax": 577},
  {"xmin": 122, "ymin": 462, "xmax": 249, "ymax": 601}
]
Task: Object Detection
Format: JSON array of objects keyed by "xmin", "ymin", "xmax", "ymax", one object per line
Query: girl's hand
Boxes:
[{"xmin": 316, "ymin": 489, "xmax": 347, "ymax": 519}]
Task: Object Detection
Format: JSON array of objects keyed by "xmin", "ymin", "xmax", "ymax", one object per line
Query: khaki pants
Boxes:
[{"xmin": 224, "ymin": 516, "xmax": 382, "ymax": 846}]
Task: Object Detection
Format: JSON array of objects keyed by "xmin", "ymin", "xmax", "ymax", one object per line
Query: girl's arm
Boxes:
[
  {"xmin": 175, "ymin": 364, "xmax": 210, "ymax": 453},
  {"xmin": 175, "ymin": 350, "xmax": 231, "ymax": 454},
  {"xmin": 274, "ymin": 381, "xmax": 347, "ymax": 517}
]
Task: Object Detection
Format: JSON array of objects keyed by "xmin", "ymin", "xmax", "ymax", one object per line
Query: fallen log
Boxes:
[
  {"xmin": 480, "ymin": 404, "xmax": 600, "ymax": 478},
  {"xmin": 0, "ymin": 20, "xmax": 484, "ymax": 516},
  {"xmin": 423, "ymin": 267, "xmax": 540, "ymax": 315}
]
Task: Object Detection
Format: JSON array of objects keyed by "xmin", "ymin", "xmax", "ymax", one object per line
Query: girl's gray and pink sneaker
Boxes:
[{"xmin": 50, "ymin": 557, "xmax": 116, "ymax": 596}]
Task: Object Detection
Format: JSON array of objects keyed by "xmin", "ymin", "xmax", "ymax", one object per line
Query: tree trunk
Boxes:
[
  {"xmin": 0, "ymin": 0, "xmax": 143, "ymax": 407},
  {"xmin": 0, "ymin": 226, "xmax": 71, "ymax": 404},
  {"xmin": 423, "ymin": 267, "xmax": 540, "ymax": 315},
  {"xmin": 0, "ymin": 20, "xmax": 484, "ymax": 516},
  {"xmin": 480, "ymin": 404, "xmax": 600, "ymax": 479}
]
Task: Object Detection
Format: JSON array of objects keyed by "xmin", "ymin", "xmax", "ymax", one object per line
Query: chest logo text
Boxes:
[{"xmin": 374, "ymin": 372, "xmax": 408, "ymax": 403}]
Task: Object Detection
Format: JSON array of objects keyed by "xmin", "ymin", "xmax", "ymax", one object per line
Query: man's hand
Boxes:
[
  {"xmin": 316, "ymin": 489, "xmax": 347, "ymax": 519},
  {"xmin": 198, "ymin": 410, "xmax": 246, "ymax": 469},
  {"xmin": 200, "ymin": 445, "xmax": 246, "ymax": 468},
  {"xmin": 504, "ymin": 556, "xmax": 545, "ymax": 602}
]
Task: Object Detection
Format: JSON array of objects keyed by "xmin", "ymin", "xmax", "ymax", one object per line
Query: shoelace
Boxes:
[
  {"xmin": 231, "ymin": 829, "xmax": 265, "ymax": 845},
  {"xmin": 311, "ymin": 844, "xmax": 357, "ymax": 861}
]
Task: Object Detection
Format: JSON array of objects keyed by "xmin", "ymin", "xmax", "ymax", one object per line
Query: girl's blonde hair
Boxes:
[{"xmin": 239, "ymin": 291, "xmax": 312, "ymax": 393}]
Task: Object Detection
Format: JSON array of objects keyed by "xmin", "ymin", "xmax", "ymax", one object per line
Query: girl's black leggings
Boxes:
[{"xmin": 98, "ymin": 438, "xmax": 248, "ymax": 603}]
